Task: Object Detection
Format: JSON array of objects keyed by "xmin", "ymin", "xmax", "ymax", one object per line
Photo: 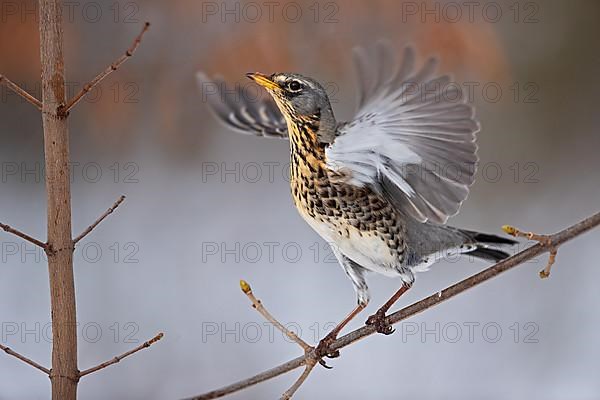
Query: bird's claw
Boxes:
[
  {"xmin": 366, "ymin": 311, "xmax": 395, "ymax": 335},
  {"xmin": 315, "ymin": 334, "xmax": 340, "ymax": 369}
]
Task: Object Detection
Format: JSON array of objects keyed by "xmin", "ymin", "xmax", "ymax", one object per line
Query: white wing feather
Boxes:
[{"xmin": 326, "ymin": 42, "xmax": 479, "ymax": 224}]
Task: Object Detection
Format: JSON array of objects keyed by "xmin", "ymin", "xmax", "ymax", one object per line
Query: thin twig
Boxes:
[
  {"xmin": 73, "ymin": 195, "xmax": 126, "ymax": 244},
  {"xmin": 60, "ymin": 22, "xmax": 150, "ymax": 115},
  {"xmin": 0, "ymin": 74, "xmax": 42, "ymax": 110},
  {"xmin": 0, "ymin": 221, "xmax": 47, "ymax": 249},
  {"xmin": 0, "ymin": 343, "xmax": 50, "ymax": 375},
  {"xmin": 240, "ymin": 280, "xmax": 312, "ymax": 352},
  {"xmin": 186, "ymin": 211, "xmax": 600, "ymax": 400},
  {"xmin": 79, "ymin": 332, "xmax": 163, "ymax": 378},
  {"xmin": 502, "ymin": 224, "xmax": 557, "ymax": 278},
  {"xmin": 281, "ymin": 360, "xmax": 317, "ymax": 400}
]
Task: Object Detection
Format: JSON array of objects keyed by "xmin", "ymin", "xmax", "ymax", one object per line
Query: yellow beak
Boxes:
[{"xmin": 246, "ymin": 72, "xmax": 280, "ymax": 91}]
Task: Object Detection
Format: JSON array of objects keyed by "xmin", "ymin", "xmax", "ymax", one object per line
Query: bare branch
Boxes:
[
  {"xmin": 79, "ymin": 332, "xmax": 163, "ymax": 378},
  {"xmin": 281, "ymin": 360, "xmax": 317, "ymax": 400},
  {"xmin": 39, "ymin": 0, "xmax": 79, "ymax": 396},
  {"xmin": 0, "ymin": 221, "xmax": 47, "ymax": 249},
  {"xmin": 0, "ymin": 74, "xmax": 42, "ymax": 110},
  {"xmin": 186, "ymin": 211, "xmax": 600, "ymax": 400},
  {"xmin": 60, "ymin": 22, "xmax": 150, "ymax": 115},
  {"xmin": 503, "ymin": 224, "xmax": 557, "ymax": 278},
  {"xmin": 185, "ymin": 357, "xmax": 308, "ymax": 400},
  {"xmin": 73, "ymin": 195, "xmax": 126, "ymax": 244},
  {"xmin": 240, "ymin": 280, "xmax": 311, "ymax": 352},
  {"xmin": 0, "ymin": 343, "xmax": 50, "ymax": 375}
]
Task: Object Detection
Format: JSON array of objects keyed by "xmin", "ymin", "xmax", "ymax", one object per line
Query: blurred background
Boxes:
[{"xmin": 1, "ymin": 0, "xmax": 599, "ymax": 398}]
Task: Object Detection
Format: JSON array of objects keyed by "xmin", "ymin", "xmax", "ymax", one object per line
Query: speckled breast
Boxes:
[
  {"xmin": 290, "ymin": 155, "xmax": 408, "ymax": 274},
  {"xmin": 283, "ymin": 110, "xmax": 408, "ymax": 273}
]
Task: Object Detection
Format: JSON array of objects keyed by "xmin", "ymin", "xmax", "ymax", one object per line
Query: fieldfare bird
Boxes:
[{"xmin": 198, "ymin": 42, "xmax": 515, "ymax": 359}]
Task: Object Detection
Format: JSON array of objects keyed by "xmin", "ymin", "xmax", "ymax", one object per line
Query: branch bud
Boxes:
[
  {"xmin": 502, "ymin": 225, "xmax": 517, "ymax": 236},
  {"xmin": 240, "ymin": 280, "xmax": 252, "ymax": 294}
]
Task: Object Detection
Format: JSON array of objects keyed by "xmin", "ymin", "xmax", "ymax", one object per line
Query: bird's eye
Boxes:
[{"xmin": 287, "ymin": 80, "xmax": 302, "ymax": 92}]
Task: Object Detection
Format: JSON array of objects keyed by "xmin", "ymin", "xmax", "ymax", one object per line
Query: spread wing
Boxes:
[
  {"xmin": 196, "ymin": 72, "xmax": 288, "ymax": 139},
  {"xmin": 326, "ymin": 42, "xmax": 479, "ymax": 224}
]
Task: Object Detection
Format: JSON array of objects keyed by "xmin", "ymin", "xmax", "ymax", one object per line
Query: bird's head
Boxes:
[{"xmin": 246, "ymin": 72, "xmax": 336, "ymax": 144}]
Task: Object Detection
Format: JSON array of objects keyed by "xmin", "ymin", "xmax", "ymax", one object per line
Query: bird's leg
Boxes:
[
  {"xmin": 366, "ymin": 282, "xmax": 412, "ymax": 335},
  {"xmin": 316, "ymin": 249, "xmax": 369, "ymax": 366},
  {"xmin": 315, "ymin": 302, "xmax": 366, "ymax": 366}
]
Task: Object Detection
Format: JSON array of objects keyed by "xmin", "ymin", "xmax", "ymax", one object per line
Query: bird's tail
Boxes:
[{"xmin": 460, "ymin": 229, "xmax": 517, "ymax": 262}]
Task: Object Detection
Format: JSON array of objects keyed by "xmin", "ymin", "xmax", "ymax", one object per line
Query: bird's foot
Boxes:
[
  {"xmin": 315, "ymin": 332, "xmax": 340, "ymax": 369},
  {"xmin": 365, "ymin": 310, "xmax": 395, "ymax": 335}
]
